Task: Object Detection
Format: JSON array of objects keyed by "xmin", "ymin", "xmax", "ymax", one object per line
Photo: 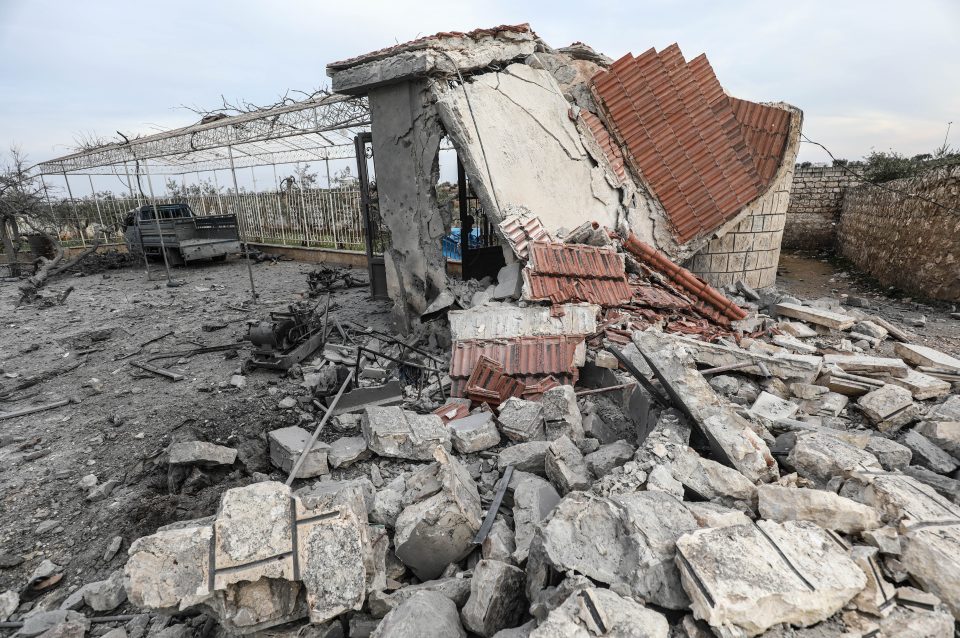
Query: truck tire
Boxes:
[{"xmin": 211, "ymin": 255, "xmax": 227, "ymax": 262}]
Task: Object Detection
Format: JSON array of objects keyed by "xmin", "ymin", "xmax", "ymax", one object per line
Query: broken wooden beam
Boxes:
[
  {"xmin": 0, "ymin": 398, "xmax": 71, "ymax": 420},
  {"xmin": 131, "ymin": 361, "xmax": 186, "ymax": 381}
]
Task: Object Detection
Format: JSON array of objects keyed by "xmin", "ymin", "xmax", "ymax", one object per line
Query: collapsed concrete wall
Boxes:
[
  {"xmin": 838, "ymin": 165, "xmax": 960, "ymax": 301},
  {"xmin": 368, "ymin": 81, "xmax": 448, "ymax": 325},
  {"xmin": 433, "ymin": 64, "xmax": 623, "ymax": 238}
]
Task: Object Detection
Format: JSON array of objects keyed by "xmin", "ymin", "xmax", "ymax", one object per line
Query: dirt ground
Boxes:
[
  {"xmin": 0, "ymin": 256, "xmax": 393, "ymax": 611},
  {"xmin": 776, "ymin": 250, "xmax": 960, "ymax": 357}
]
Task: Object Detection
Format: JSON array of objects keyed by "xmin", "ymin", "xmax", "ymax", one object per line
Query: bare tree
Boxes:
[{"xmin": 0, "ymin": 147, "xmax": 101, "ymax": 303}]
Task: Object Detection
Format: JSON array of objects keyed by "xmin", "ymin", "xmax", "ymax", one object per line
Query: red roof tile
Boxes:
[
  {"xmin": 523, "ymin": 241, "xmax": 633, "ymax": 307},
  {"xmin": 590, "ymin": 45, "xmax": 792, "ymax": 243},
  {"xmin": 449, "ymin": 335, "xmax": 583, "ymax": 379},
  {"xmin": 498, "ymin": 215, "xmax": 553, "ymax": 259}
]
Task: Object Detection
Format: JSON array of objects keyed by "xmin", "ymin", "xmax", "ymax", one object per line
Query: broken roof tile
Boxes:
[
  {"xmin": 449, "ymin": 335, "xmax": 583, "ymax": 379},
  {"xmin": 590, "ymin": 44, "xmax": 793, "ymax": 243},
  {"xmin": 523, "ymin": 241, "xmax": 633, "ymax": 307},
  {"xmin": 498, "ymin": 214, "xmax": 554, "ymax": 260}
]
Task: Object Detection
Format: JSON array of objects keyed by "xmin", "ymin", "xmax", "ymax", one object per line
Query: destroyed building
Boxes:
[
  {"xmin": 4, "ymin": 20, "xmax": 960, "ymax": 638},
  {"xmin": 325, "ymin": 24, "xmax": 801, "ymax": 325}
]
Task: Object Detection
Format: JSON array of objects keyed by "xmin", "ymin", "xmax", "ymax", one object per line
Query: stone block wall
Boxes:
[
  {"xmin": 783, "ymin": 165, "xmax": 861, "ymax": 249},
  {"xmin": 838, "ymin": 166, "xmax": 960, "ymax": 301}
]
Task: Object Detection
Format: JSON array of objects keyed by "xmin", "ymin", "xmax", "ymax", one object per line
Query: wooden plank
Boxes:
[
  {"xmin": 894, "ymin": 343, "xmax": 960, "ymax": 373},
  {"xmin": 0, "ymin": 399, "xmax": 71, "ymax": 420},
  {"xmin": 773, "ymin": 303, "xmax": 855, "ymax": 330},
  {"xmin": 131, "ymin": 361, "xmax": 186, "ymax": 381}
]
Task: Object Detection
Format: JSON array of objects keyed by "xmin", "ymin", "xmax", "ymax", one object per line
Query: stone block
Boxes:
[
  {"xmin": 544, "ymin": 435, "xmax": 591, "ymax": 495},
  {"xmin": 497, "ymin": 441, "xmax": 551, "ymax": 475},
  {"xmin": 584, "ymin": 440, "xmax": 633, "ymax": 478},
  {"xmin": 858, "ymin": 385, "xmax": 917, "ymax": 432},
  {"xmin": 461, "ymin": 560, "xmax": 527, "ymax": 637},
  {"xmin": 540, "ymin": 386, "xmax": 583, "ymax": 442},
  {"xmin": 362, "ymin": 407, "xmax": 451, "ymax": 461},
  {"xmin": 496, "ymin": 398, "xmax": 545, "ymax": 443},
  {"xmin": 529, "ymin": 587, "xmax": 668, "ymax": 638},
  {"xmin": 449, "ymin": 412, "xmax": 501, "ymax": 453},
  {"xmin": 269, "ymin": 426, "xmax": 330, "ymax": 478},
  {"xmin": 371, "ymin": 590, "xmax": 466, "ymax": 638},
  {"xmin": 328, "ymin": 436, "xmax": 370, "ymax": 469},
  {"xmin": 758, "ymin": 484, "xmax": 882, "ymax": 534},
  {"xmin": 512, "ymin": 474, "xmax": 560, "ymax": 563},
  {"xmin": 168, "ymin": 441, "xmax": 237, "ymax": 466}
]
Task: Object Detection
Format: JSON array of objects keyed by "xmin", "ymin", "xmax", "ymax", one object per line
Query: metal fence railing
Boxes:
[{"xmin": 48, "ymin": 186, "xmax": 369, "ymax": 252}]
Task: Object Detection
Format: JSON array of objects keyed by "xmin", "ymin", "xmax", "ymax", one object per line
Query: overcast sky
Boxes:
[{"xmin": 1, "ymin": 0, "xmax": 957, "ymax": 191}]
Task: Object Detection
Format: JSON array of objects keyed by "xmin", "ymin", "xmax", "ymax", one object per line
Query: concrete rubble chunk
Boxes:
[
  {"xmin": 584, "ymin": 440, "xmax": 634, "ymax": 478},
  {"xmin": 900, "ymin": 429, "xmax": 959, "ymax": 474},
  {"xmin": 901, "ymin": 522, "xmax": 960, "ymax": 619},
  {"xmin": 670, "ymin": 450, "xmax": 758, "ymax": 507},
  {"xmin": 530, "ymin": 491, "xmax": 697, "ymax": 610},
  {"xmin": 684, "ymin": 502, "xmax": 752, "ymax": 529},
  {"xmin": 368, "ymin": 576, "xmax": 472, "ymax": 618},
  {"xmin": 328, "ymin": 436, "xmax": 370, "ymax": 469},
  {"xmin": 758, "ymin": 484, "xmax": 882, "ymax": 534},
  {"xmin": 915, "ymin": 420, "xmax": 960, "ymax": 458},
  {"xmin": 878, "ymin": 586, "xmax": 955, "ymax": 637},
  {"xmin": 497, "ymin": 398, "xmax": 545, "ymax": 442},
  {"xmin": 461, "ymin": 559, "xmax": 527, "ymax": 637},
  {"xmin": 167, "ymin": 441, "xmax": 237, "ymax": 466},
  {"xmin": 498, "ymin": 441, "xmax": 551, "ymax": 475},
  {"xmin": 125, "ymin": 480, "xmax": 368, "ymax": 632},
  {"xmin": 83, "ymin": 569, "xmax": 127, "ymax": 611},
  {"xmin": 0, "ymin": 590, "xmax": 18, "ymax": 622},
  {"xmin": 633, "ymin": 331, "xmax": 779, "ymax": 484},
  {"xmin": 654, "ymin": 331, "xmax": 822, "ymax": 383},
  {"xmin": 823, "ymin": 353, "xmax": 910, "ymax": 378},
  {"xmin": 449, "ymin": 412, "xmax": 501, "ymax": 453},
  {"xmin": 269, "ymin": 426, "xmax": 331, "ymax": 478},
  {"xmin": 894, "ymin": 342, "xmax": 960, "ymax": 373},
  {"xmin": 394, "ymin": 447, "xmax": 482, "ymax": 580},
  {"xmin": 748, "ymin": 391, "xmax": 799, "ymax": 422},
  {"xmin": 540, "ymin": 386, "xmax": 584, "ymax": 442},
  {"xmin": 850, "ymin": 546, "xmax": 896, "ymax": 617},
  {"xmin": 544, "ymin": 435, "xmax": 591, "ymax": 494},
  {"xmin": 786, "ymin": 431, "xmax": 882, "ymax": 485},
  {"xmin": 864, "ymin": 436, "xmax": 913, "ymax": 471},
  {"xmin": 774, "ymin": 302, "xmax": 856, "ymax": 330},
  {"xmin": 371, "ymin": 590, "xmax": 466, "ymax": 638},
  {"xmin": 16, "ymin": 611, "xmax": 90, "ymax": 638},
  {"xmin": 449, "ymin": 303, "xmax": 598, "ymax": 342},
  {"xmin": 858, "ymin": 384, "xmax": 917, "ymax": 432},
  {"xmin": 645, "ymin": 464, "xmax": 684, "ymax": 499},
  {"xmin": 493, "ymin": 262, "xmax": 523, "ymax": 301},
  {"xmin": 482, "ymin": 519, "xmax": 516, "ymax": 565},
  {"xmin": 863, "ymin": 526, "xmax": 902, "ymax": 555},
  {"xmin": 675, "ymin": 520, "xmax": 867, "ymax": 636},
  {"xmin": 362, "ymin": 406, "xmax": 451, "ymax": 461},
  {"xmin": 889, "ymin": 368, "xmax": 952, "ymax": 400},
  {"xmin": 928, "ymin": 396, "xmax": 960, "ymax": 422},
  {"xmin": 529, "ymin": 587, "xmax": 669, "ymax": 638},
  {"xmin": 512, "ymin": 473, "xmax": 561, "ymax": 563},
  {"xmin": 581, "ymin": 412, "xmax": 618, "ymax": 445}
]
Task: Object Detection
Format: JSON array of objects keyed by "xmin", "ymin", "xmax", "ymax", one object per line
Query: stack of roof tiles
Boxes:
[
  {"xmin": 449, "ymin": 336, "xmax": 580, "ymax": 401},
  {"xmin": 522, "ymin": 241, "xmax": 633, "ymax": 307},
  {"xmin": 590, "ymin": 44, "xmax": 793, "ymax": 243}
]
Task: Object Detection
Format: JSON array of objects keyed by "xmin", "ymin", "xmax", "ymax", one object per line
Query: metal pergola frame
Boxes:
[{"xmin": 35, "ymin": 92, "xmax": 371, "ymax": 299}]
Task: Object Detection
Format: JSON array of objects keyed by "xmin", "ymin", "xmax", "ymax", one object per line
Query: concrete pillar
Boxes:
[{"xmin": 368, "ymin": 80, "xmax": 448, "ymax": 329}]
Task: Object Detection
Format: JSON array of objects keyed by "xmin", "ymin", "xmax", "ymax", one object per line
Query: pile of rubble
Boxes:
[{"xmin": 6, "ymin": 216, "xmax": 959, "ymax": 638}]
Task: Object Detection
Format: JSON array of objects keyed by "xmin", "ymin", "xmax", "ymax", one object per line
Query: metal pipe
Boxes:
[
  {"xmin": 212, "ymin": 170, "xmax": 224, "ymax": 214},
  {"xmin": 87, "ymin": 174, "xmax": 106, "ymax": 234},
  {"xmin": 141, "ymin": 159, "xmax": 175, "ymax": 286},
  {"xmin": 227, "ymin": 144, "xmax": 258, "ymax": 303},
  {"xmin": 285, "ymin": 369, "xmax": 355, "ymax": 486},
  {"xmin": 575, "ymin": 382, "xmax": 637, "ymax": 397},
  {"xmin": 61, "ymin": 170, "xmax": 86, "ymax": 247}
]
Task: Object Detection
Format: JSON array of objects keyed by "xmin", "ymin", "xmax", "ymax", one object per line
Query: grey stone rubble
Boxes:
[{"xmin": 36, "ymin": 25, "xmax": 959, "ymax": 638}]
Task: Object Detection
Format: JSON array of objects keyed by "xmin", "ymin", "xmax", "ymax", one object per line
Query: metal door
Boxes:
[{"xmin": 355, "ymin": 132, "xmax": 389, "ymax": 299}]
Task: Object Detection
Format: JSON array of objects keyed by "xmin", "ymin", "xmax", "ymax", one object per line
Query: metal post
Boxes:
[
  {"xmin": 227, "ymin": 145, "xmax": 258, "ymax": 303},
  {"xmin": 61, "ymin": 170, "xmax": 86, "ymax": 247},
  {"xmin": 122, "ymin": 161, "xmax": 140, "ymax": 207},
  {"xmin": 272, "ymin": 163, "xmax": 286, "ymax": 246},
  {"xmin": 212, "ymin": 170, "xmax": 224, "ymax": 215},
  {"xmin": 87, "ymin": 174, "xmax": 106, "ymax": 236},
  {"xmin": 141, "ymin": 159, "xmax": 176, "ymax": 287},
  {"xmin": 298, "ymin": 181, "xmax": 309, "ymax": 246},
  {"xmin": 250, "ymin": 167, "xmax": 264, "ymax": 242}
]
